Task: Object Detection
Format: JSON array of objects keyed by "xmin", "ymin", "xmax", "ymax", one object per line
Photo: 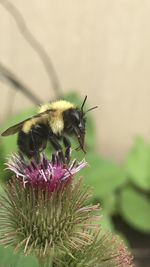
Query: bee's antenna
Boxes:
[
  {"xmin": 81, "ymin": 95, "xmax": 87, "ymax": 111},
  {"xmin": 86, "ymin": 106, "xmax": 98, "ymax": 113}
]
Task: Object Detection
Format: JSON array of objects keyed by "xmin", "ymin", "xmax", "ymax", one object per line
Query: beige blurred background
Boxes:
[{"xmin": 0, "ymin": 0, "xmax": 150, "ymax": 161}]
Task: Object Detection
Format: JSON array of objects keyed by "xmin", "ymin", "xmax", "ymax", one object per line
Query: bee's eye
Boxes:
[
  {"xmin": 78, "ymin": 122, "xmax": 83, "ymax": 128},
  {"xmin": 76, "ymin": 119, "xmax": 83, "ymax": 129},
  {"xmin": 72, "ymin": 115, "xmax": 79, "ymax": 124}
]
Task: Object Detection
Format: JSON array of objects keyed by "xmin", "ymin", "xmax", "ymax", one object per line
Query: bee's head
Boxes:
[
  {"xmin": 63, "ymin": 108, "xmax": 86, "ymax": 153},
  {"xmin": 63, "ymin": 96, "xmax": 97, "ymax": 153}
]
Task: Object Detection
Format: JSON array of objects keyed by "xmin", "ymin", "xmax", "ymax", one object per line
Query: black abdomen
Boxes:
[{"xmin": 17, "ymin": 124, "xmax": 49, "ymax": 158}]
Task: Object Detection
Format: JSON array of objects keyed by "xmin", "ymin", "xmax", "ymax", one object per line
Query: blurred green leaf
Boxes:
[
  {"xmin": 126, "ymin": 136, "xmax": 150, "ymax": 190},
  {"xmin": 0, "ymin": 246, "xmax": 53, "ymax": 267},
  {"xmin": 99, "ymin": 212, "xmax": 114, "ymax": 232},
  {"xmin": 102, "ymin": 193, "xmax": 117, "ymax": 216},
  {"xmin": 79, "ymin": 152, "xmax": 127, "ymax": 198},
  {"xmin": 0, "ymin": 246, "xmax": 20, "ymax": 267},
  {"xmin": 120, "ymin": 186, "xmax": 150, "ymax": 232}
]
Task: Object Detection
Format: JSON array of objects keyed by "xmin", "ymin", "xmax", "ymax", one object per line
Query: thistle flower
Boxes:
[
  {"xmin": 0, "ymin": 153, "xmax": 99, "ymax": 261},
  {"xmin": 6, "ymin": 153, "xmax": 87, "ymax": 192},
  {"xmin": 0, "ymin": 153, "xmax": 134, "ymax": 267}
]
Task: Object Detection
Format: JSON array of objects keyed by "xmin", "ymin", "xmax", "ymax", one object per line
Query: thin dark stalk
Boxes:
[
  {"xmin": 0, "ymin": 62, "xmax": 41, "ymax": 105},
  {"xmin": 0, "ymin": 0, "xmax": 62, "ymax": 97},
  {"xmin": 132, "ymin": 248, "xmax": 150, "ymax": 258}
]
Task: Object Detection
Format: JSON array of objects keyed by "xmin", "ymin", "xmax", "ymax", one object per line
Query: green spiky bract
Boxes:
[
  {"xmin": 53, "ymin": 231, "xmax": 134, "ymax": 267},
  {"xmin": 0, "ymin": 176, "xmax": 99, "ymax": 265}
]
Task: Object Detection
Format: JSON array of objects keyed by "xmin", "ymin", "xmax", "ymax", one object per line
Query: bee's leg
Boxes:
[
  {"xmin": 63, "ymin": 136, "xmax": 71, "ymax": 163},
  {"xmin": 49, "ymin": 136, "xmax": 65, "ymax": 163},
  {"xmin": 33, "ymin": 151, "xmax": 40, "ymax": 163},
  {"xmin": 30, "ymin": 130, "xmax": 40, "ymax": 163}
]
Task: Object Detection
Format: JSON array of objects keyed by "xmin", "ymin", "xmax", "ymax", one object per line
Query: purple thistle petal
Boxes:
[{"xmin": 6, "ymin": 153, "xmax": 87, "ymax": 192}]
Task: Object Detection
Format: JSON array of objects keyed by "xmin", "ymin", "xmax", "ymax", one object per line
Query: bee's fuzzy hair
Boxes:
[
  {"xmin": 39, "ymin": 100, "xmax": 75, "ymax": 113},
  {"xmin": 23, "ymin": 100, "xmax": 75, "ymax": 134}
]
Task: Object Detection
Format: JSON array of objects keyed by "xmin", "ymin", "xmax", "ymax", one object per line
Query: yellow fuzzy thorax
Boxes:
[
  {"xmin": 22, "ymin": 115, "xmax": 48, "ymax": 133},
  {"xmin": 39, "ymin": 100, "xmax": 75, "ymax": 134},
  {"xmin": 22, "ymin": 100, "xmax": 75, "ymax": 134},
  {"xmin": 39, "ymin": 100, "xmax": 75, "ymax": 113}
]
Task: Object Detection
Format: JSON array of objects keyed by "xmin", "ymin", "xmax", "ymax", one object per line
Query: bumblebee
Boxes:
[{"xmin": 1, "ymin": 96, "xmax": 97, "ymax": 162}]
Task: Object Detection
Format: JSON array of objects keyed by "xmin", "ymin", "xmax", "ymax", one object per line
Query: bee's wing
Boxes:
[
  {"xmin": 1, "ymin": 120, "xmax": 29, "ymax": 136},
  {"xmin": 1, "ymin": 109, "xmax": 55, "ymax": 136}
]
